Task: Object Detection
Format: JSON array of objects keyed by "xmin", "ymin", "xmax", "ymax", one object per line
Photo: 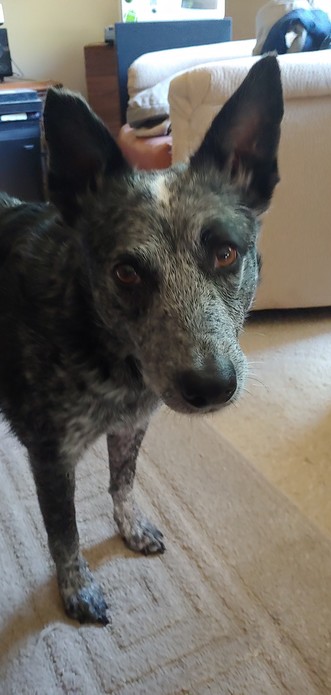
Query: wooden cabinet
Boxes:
[{"xmin": 84, "ymin": 43, "xmax": 122, "ymax": 137}]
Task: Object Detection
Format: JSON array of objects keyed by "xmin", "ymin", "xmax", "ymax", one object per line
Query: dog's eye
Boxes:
[
  {"xmin": 214, "ymin": 245, "xmax": 238, "ymax": 269},
  {"xmin": 114, "ymin": 264, "xmax": 141, "ymax": 286}
]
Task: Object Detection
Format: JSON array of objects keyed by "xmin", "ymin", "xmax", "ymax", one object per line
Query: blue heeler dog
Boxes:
[{"xmin": 0, "ymin": 57, "xmax": 283, "ymax": 624}]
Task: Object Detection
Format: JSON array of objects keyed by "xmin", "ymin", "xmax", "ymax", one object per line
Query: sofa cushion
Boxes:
[
  {"xmin": 127, "ymin": 74, "xmax": 173, "ymax": 127},
  {"xmin": 126, "ymin": 39, "xmax": 256, "ymax": 126},
  {"xmin": 127, "ymin": 40, "xmax": 256, "ymax": 98}
]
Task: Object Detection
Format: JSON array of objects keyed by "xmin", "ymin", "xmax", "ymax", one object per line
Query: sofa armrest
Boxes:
[
  {"xmin": 169, "ymin": 50, "xmax": 331, "ymax": 311},
  {"xmin": 127, "ymin": 39, "xmax": 256, "ymax": 99},
  {"xmin": 169, "ymin": 50, "xmax": 331, "ymax": 163}
]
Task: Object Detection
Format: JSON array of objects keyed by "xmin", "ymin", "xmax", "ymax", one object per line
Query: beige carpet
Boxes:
[
  {"xmin": 1, "ymin": 380, "xmax": 331, "ymax": 694},
  {"xmin": 211, "ymin": 308, "xmax": 331, "ymax": 536}
]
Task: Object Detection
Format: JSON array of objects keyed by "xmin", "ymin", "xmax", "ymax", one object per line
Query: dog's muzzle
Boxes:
[{"xmin": 176, "ymin": 357, "xmax": 237, "ymax": 411}]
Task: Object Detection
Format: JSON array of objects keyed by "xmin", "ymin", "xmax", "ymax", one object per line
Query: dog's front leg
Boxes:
[
  {"xmin": 29, "ymin": 453, "xmax": 109, "ymax": 624},
  {"xmin": 107, "ymin": 427, "xmax": 165, "ymax": 554}
]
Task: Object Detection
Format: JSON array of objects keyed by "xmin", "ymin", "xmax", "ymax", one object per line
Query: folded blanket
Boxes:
[
  {"xmin": 253, "ymin": 1, "xmax": 331, "ymax": 55},
  {"xmin": 261, "ymin": 8, "xmax": 331, "ymax": 53}
]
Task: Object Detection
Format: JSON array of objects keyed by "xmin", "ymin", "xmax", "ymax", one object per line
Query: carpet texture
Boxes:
[
  {"xmin": 0, "ymin": 406, "xmax": 330, "ymax": 695},
  {"xmin": 211, "ymin": 309, "xmax": 331, "ymax": 536}
]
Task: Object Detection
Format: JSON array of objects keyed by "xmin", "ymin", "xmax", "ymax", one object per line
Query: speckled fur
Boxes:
[{"xmin": 0, "ymin": 57, "xmax": 283, "ymax": 624}]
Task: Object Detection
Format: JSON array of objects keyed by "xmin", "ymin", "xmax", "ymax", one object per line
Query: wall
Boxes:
[
  {"xmin": 225, "ymin": 0, "xmax": 261, "ymax": 40},
  {"xmin": 1, "ymin": 0, "xmax": 121, "ymax": 94},
  {"xmin": 1, "ymin": 0, "xmax": 261, "ymax": 95}
]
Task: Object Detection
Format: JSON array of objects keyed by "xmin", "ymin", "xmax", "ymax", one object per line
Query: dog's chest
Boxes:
[{"xmin": 58, "ymin": 368, "xmax": 157, "ymax": 461}]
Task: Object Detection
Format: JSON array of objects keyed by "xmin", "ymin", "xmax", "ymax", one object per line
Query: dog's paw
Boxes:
[
  {"xmin": 114, "ymin": 506, "xmax": 165, "ymax": 555},
  {"xmin": 124, "ymin": 517, "xmax": 166, "ymax": 555},
  {"xmin": 63, "ymin": 580, "xmax": 109, "ymax": 625},
  {"xmin": 59, "ymin": 559, "xmax": 109, "ymax": 625},
  {"xmin": 113, "ymin": 494, "xmax": 165, "ymax": 555}
]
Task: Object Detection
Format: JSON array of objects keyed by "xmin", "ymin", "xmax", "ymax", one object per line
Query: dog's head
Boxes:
[{"xmin": 44, "ymin": 57, "xmax": 283, "ymax": 415}]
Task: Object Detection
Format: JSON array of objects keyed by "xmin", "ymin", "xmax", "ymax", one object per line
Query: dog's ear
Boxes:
[
  {"xmin": 190, "ymin": 56, "xmax": 284, "ymax": 213},
  {"xmin": 44, "ymin": 88, "xmax": 129, "ymax": 224}
]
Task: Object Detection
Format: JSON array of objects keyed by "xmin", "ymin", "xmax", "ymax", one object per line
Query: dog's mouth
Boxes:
[
  {"xmin": 134, "ymin": 353, "xmax": 242, "ymax": 415},
  {"xmin": 162, "ymin": 390, "xmax": 237, "ymax": 416}
]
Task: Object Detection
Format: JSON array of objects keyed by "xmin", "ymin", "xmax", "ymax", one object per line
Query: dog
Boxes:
[{"xmin": 0, "ymin": 56, "xmax": 283, "ymax": 624}]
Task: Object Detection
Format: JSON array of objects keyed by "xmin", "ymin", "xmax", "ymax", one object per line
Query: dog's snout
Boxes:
[{"xmin": 177, "ymin": 358, "xmax": 237, "ymax": 410}]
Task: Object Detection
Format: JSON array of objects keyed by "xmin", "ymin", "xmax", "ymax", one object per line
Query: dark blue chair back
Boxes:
[{"xmin": 115, "ymin": 19, "xmax": 232, "ymax": 123}]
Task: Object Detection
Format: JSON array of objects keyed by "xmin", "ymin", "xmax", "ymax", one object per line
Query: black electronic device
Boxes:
[
  {"xmin": 0, "ymin": 90, "xmax": 44, "ymax": 201},
  {"xmin": 0, "ymin": 28, "xmax": 13, "ymax": 81}
]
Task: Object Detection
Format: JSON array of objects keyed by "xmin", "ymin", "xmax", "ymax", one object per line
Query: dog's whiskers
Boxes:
[
  {"xmin": 242, "ymin": 386, "xmax": 254, "ymax": 398},
  {"xmin": 246, "ymin": 374, "xmax": 269, "ymax": 393}
]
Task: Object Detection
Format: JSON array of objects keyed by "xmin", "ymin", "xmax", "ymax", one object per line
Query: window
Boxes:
[{"xmin": 120, "ymin": 0, "xmax": 225, "ymax": 23}]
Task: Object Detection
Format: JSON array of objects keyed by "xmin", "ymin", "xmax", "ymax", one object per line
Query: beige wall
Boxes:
[
  {"xmin": 1, "ymin": 1, "xmax": 260, "ymax": 96},
  {"xmin": 225, "ymin": 0, "xmax": 261, "ymax": 39},
  {"xmin": 2, "ymin": 0, "xmax": 121, "ymax": 95}
]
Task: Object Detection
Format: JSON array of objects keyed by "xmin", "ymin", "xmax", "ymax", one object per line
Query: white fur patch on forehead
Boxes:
[{"xmin": 150, "ymin": 174, "xmax": 171, "ymax": 209}]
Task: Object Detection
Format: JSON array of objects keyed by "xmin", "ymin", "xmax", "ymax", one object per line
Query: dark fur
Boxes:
[{"xmin": 0, "ymin": 57, "xmax": 283, "ymax": 623}]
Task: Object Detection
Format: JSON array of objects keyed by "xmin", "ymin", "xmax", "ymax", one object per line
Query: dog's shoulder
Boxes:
[
  {"xmin": 0, "ymin": 196, "xmax": 56, "ymax": 260},
  {"xmin": 0, "ymin": 196, "xmax": 85, "ymax": 343},
  {"xmin": 0, "ymin": 196, "xmax": 80, "ymax": 279}
]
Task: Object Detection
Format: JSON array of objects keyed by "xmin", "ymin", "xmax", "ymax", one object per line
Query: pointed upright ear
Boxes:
[
  {"xmin": 190, "ymin": 56, "xmax": 284, "ymax": 213},
  {"xmin": 43, "ymin": 88, "xmax": 130, "ymax": 224}
]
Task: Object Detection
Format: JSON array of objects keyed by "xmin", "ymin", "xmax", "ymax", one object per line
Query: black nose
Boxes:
[{"xmin": 177, "ymin": 358, "xmax": 237, "ymax": 410}]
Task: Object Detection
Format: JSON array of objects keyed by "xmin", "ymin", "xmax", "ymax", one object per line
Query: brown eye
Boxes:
[
  {"xmin": 214, "ymin": 245, "xmax": 238, "ymax": 269},
  {"xmin": 114, "ymin": 264, "xmax": 141, "ymax": 286}
]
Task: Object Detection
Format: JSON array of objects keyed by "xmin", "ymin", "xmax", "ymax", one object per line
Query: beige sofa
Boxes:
[{"xmin": 127, "ymin": 41, "xmax": 331, "ymax": 310}]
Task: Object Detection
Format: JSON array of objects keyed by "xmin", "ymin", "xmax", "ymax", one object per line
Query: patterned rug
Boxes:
[{"xmin": 0, "ymin": 408, "xmax": 330, "ymax": 694}]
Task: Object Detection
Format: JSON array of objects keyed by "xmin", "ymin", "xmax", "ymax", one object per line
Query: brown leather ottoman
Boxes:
[{"xmin": 118, "ymin": 124, "xmax": 172, "ymax": 170}]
